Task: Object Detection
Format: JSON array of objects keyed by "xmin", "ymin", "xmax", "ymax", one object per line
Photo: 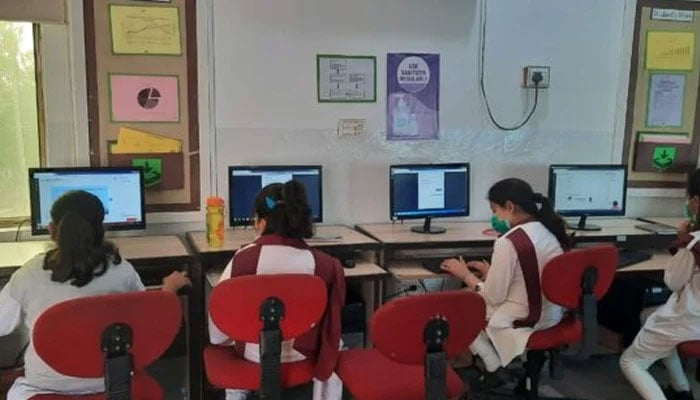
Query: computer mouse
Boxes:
[{"xmin": 343, "ymin": 259, "xmax": 356, "ymax": 269}]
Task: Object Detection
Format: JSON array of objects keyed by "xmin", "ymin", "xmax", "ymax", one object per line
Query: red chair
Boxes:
[
  {"xmin": 204, "ymin": 274, "xmax": 328, "ymax": 400},
  {"xmin": 30, "ymin": 291, "xmax": 182, "ymax": 400},
  {"xmin": 336, "ymin": 291, "xmax": 487, "ymax": 400},
  {"xmin": 517, "ymin": 244, "xmax": 617, "ymax": 400},
  {"xmin": 678, "ymin": 341, "xmax": 700, "ymax": 382}
]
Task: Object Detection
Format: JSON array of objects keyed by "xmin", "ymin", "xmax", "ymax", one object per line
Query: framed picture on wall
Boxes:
[
  {"xmin": 317, "ymin": 54, "xmax": 376, "ymax": 103},
  {"xmin": 108, "ymin": 73, "xmax": 180, "ymax": 123},
  {"xmin": 109, "ymin": 4, "xmax": 182, "ymax": 55}
]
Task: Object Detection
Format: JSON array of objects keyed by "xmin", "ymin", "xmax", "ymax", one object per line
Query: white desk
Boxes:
[
  {"xmin": 645, "ymin": 217, "xmax": 685, "ymax": 229},
  {"xmin": 188, "ymin": 225, "xmax": 379, "ymax": 254},
  {"xmin": 356, "ymin": 222, "xmax": 496, "ymax": 247},
  {"xmin": 566, "ymin": 218, "xmax": 651, "ymax": 238},
  {"xmin": 618, "ymin": 251, "xmax": 671, "ymax": 273}
]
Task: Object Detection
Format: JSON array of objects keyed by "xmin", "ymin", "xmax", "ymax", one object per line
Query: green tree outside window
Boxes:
[{"xmin": 0, "ymin": 21, "xmax": 40, "ymax": 220}]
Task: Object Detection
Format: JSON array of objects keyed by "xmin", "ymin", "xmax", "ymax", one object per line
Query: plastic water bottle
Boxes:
[{"xmin": 206, "ymin": 197, "xmax": 225, "ymax": 248}]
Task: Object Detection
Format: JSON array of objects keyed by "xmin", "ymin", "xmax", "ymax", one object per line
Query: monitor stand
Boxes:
[
  {"xmin": 411, "ymin": 217, "xmax": 447, "ymax": 234},
  {"xmin": 568, "ymin": 215, "xmax": 601, "ymax": 231}
]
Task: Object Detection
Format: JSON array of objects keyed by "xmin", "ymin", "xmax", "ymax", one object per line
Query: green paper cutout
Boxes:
[
  {"xmin": 652, "ymin": 146, "xmax": 677, "ymax": 170},
  {"xmin": 132, "ymin": 158, "xmax": 163, "ymax": 188}
]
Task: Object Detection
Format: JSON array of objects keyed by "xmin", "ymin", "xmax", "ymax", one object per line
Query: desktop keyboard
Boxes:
[
  {"xmin": 422, "ymin": 250, "xmax": 651, "ymax": 272},
  {"xmin": 421, "ymin": 255, "xmax": 491, "ymax": 274},
  {"xmin": 422, "ymin": 259, "xmax": 446, "ymax": 274},
  {"xmin": 617, "ymin": 249, "xmax": 653, "ymax": 269}
]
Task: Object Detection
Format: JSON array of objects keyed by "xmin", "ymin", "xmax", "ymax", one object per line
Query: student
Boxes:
[
  {"xmin": 209, "ymin": 181, "xmax": 345, "ymax": 400},
  {"xmin": 0, "ymin": 190, "xmax": 191, "ymax": 400},
  {"xmin": 441, "ymin": 178, "xmax": 569, "ymax": 385},
  {"xmin": 619, "ymin": 169, "xmax": 700, "ymax": 400}
]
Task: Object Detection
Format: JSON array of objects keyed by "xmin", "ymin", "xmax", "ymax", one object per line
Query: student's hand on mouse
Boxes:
[
  {"xmin": 162, "ymin": 271, "xmax": 192, "ymax": 293},
  {"xmin": 679, "ymin": 220, "xmax": 692, "ymax": 235},
  {"xmin": 441, "ymin": 257, "xmax": 469, "ymax": 280}
]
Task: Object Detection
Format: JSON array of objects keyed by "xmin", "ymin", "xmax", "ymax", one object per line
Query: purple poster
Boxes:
[{"xmin": 387, "ymin": 53, "xmax": 439, "ymax": 140}]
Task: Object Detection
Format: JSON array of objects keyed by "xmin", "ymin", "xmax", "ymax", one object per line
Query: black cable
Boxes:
[
  {"xmin": 479, "ymin": 0, "xmax": 541, "ymax": 131},
  {"xmin": 15, "ymin": 218, "xmax": 30, "ymax": 242}
]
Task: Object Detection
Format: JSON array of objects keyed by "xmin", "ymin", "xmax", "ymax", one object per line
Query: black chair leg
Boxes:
[{"xmin": 525, "ymin": 350, "xmax": 546, "ymax": 400}]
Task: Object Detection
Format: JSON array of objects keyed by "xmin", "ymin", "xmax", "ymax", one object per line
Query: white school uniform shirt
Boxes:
[
  {"xmin": 0, "ymin": 254, "xmax": 144, "ymax": 399},
  {"xmin": 481, "ymin": 221, "xmax": 565, "ymax": 367},
  {"xmin": 640, "ymin": 231, "xmax": 700, "ymax": 347}
]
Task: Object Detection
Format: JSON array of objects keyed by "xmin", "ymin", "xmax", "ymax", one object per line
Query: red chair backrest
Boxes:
[
  {"xmin": 33, "ymin": 291, "xmax": 182, "ymax": 378},
  {"xmin": 209, "ymin": 274, "xmax": 327, "ymax": 343},
  {"xmin": 541, "ymin": 244, "xmax": 617, "ymax": 308},
  {"xmin": 372, "ymin": 291, "xmax": 486, "ymax": 365}
]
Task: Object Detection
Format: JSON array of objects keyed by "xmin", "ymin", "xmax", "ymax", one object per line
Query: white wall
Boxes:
[
  {"xmin": 6, "ymin": 0, "xmax": 683, "ymax": 242},
  {"xmin": 211, "ymin": 0, "xmax": 680, "ymax": 224}
]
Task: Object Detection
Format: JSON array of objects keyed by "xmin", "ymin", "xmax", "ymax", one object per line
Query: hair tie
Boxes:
[
  {"xmin": 265, "ymin": 196, "xmax": 284, "ymax": 210},
  {"xmin": 532, "ymin": 193, "xmax": 545, "ymax": 204}
]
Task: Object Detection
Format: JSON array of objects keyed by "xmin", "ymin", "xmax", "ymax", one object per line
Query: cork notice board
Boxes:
[
  {"xmin": 84, "ymin": 0, "xmax": 200, "ymax": 212},
  {"xmin": 623, "ymin": 1, "xmax": 700, "ymax": 188}
]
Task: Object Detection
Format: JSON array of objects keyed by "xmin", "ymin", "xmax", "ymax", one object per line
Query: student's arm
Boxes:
[
  {"xmin": 208, "ymin": 259, "xmax": 234, "ymax": 346},
  {"xmin": 664, "ymin": 240, "xmax": 699, "ymax": 292},
  {"xmin": 481, "ymin": 239, "xmax": 517, "ymax": 307},
  {"xmin": 0, "ymin": 277, "xmax": 22, "ymax": 336},
  {"xmin": 123, "ymin": 261, "xmax": 146, "ymax": 292}
]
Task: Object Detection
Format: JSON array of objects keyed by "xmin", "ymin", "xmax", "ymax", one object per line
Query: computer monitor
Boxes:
[
  {"xmin": 228, "ymin": 165, "xmax": 323, "ymax": 226},
  {"xmin": 390, "ymin": 163, "xmax": 470, "ymax": 234},
  {"xmin": 548, "ymin": 164, "xmax": 627, "ymax": 231},
  {"xmin": 29, "ymin": 167, "xmax": 146, "ymax": 235}
]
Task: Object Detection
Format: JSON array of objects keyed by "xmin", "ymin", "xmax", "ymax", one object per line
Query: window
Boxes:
[{"xmin": 0, "ymin": 21, "xmax": 41, "ymax": 222}]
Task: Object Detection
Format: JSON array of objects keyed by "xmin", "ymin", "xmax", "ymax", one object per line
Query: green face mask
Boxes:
[
  {"xmin": 686, "ymin": 200, "xmax": 697, "ymax": 223},
  {"xmin": 490, "ymin": 214, "xmax": 511, "ymax": 234}
]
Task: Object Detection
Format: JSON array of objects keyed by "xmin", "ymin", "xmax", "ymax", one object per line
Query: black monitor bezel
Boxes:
[
  {"xmin": 389, "ymin": 163, "xmax": 470, "ymax": 221},
  {"xmin": 228, "ymin": 165, "xmax": 324, "ymax": 227},
  {"xmin": 28, "ymin": 167, "xmax": 147, "ymax": 236},
  {"xmin": 548, "ymin": 164, "xmax": 628, "ymax": 218}
]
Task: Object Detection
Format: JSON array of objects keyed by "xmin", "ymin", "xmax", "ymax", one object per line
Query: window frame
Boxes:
[{"xmin": 0, "ymin": 21, "xmax": 46, "ymax": 227}]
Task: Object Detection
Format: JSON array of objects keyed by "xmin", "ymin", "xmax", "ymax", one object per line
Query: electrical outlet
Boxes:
[
  {"xmin": 338, "ymin": 118, "xmax": 366, "ymax": 136},
  {"xmin": 523, "ymin": 65, "xmax": 550, "ymax": 89}
]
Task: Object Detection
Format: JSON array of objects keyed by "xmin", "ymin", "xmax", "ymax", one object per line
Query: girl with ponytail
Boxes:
[
  {"xmin": 0, "ymin": 190, "xmax": 190, "ymax": 399},
  {"xmin": 441, "ymin": 178, "xmax": 567, "ymax": 389},
  {"xmin": 209, "ymin": 180, "xmax": 345, "ymax": 400}
]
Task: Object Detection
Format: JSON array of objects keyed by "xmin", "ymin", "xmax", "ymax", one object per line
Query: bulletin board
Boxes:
[
  {"xmin": 623, "ymin": 1, "xmax": 700, "ymax": 188},
  {"xmin": 83, "ymin": 0, "xmax": 200, "ymax": 212}
]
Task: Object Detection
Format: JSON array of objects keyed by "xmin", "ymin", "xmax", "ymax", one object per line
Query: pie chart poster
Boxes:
[{"xmin": 109, "ymin": 74, "xmax": 180, "ymax": 122}]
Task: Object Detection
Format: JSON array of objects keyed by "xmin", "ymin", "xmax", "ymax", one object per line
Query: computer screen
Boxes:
[
  {"xmin": 548, "ymin": 164, "xmax": 627, "ymax": 217},
  {"xmin": 228, "ymin": 165, "xmax": 323, "ymax": 226},
  {"xmin": 390, "ymin": 163, "xmax": 469, "ymax": 233},
  {"xmin": 29, "ymin": 167, "xmax": 146, "ymax": 235}
]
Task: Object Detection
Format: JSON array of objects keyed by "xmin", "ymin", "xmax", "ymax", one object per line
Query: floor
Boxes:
[
  {"xmin": 179, "ymin": 353, "xmax": 700, "ymax": 400},
  {"xmin": 0, "ymin": 353, "xmax": 698, "ymax": 399}
]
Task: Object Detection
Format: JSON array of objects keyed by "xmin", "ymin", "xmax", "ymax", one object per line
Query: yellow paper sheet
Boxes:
[
  {"xmin": 109, "ymin": 5, "xmax": 182, "ymax": 55},
  {"xmin": 646, "ymin": 31, "xmax": 695, "ymax": 71},
  {"xmin": 112, "ymin": 127, "xmax": 182, "ymax": 154}
]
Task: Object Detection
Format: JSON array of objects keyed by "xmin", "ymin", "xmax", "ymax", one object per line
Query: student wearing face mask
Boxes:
[
  {"xmin": 619, "ymin": 168, "xmax": 700, "ymax": 400},
  {"xmin": 441, "ymin": 178, "xmax": 570, "ymax": 387}
]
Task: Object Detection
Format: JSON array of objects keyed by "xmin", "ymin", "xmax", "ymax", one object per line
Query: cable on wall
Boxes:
[{"xmin": 479, "ymin": 0, "xmax": 541, "ymax": 131}]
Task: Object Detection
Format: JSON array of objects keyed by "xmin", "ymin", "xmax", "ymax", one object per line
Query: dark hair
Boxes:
[
  {"xmin": 254, "ymin": 180, "xmax": 315, "ymax": 239},
  {"xmin": 488, "ymin": 178, "xmax": 570, "ymax": 250},
  {"xmin": 688, "ymin": 168, "xmax": 700, "ymax": 199},
  {"xmin": 44, "ymin": 190, "xmax": 121, "ymax": 287}
]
